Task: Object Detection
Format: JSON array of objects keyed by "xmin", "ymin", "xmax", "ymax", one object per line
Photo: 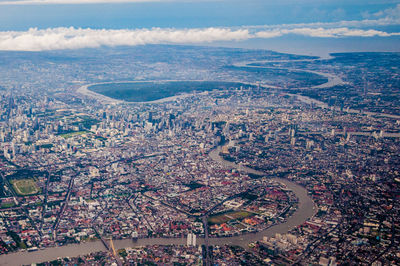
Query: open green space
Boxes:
[
  {"xmin": 11, "ymin": 179, "xmax": 40, "ymax": 196},
  {"xmin": 0, "ymin": 201, "xmax": 16, "ymax": 209},
  {"xmin": 38, "ymin": 143, "xmax": 53, "ymax": 149},
  {"xmin": 185, "ymin": 181, "xmax": 205, "ymax": 191},
  {"xmin": 88, "ymin": 81, "xmax": 256, "ymax": 102},
  {"xmin": 58, "ymin": 130, "xmax": 90, "ymax": 139},
  {"xmin": 71, "ymin": 115, "xmax": 100, "ymax": 130},
  {"xmin": 233, "ymin": 223, "xmax": 247, "ymax": 230},
  {"xmin": 208, "ymin": 210, "xmax": 252, "ymax": 224}
]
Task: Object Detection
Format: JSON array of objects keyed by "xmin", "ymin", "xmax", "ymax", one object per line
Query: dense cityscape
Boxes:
[{"xmin": 0, "ymin": 45, "xmax": 399, "ymax": 265}]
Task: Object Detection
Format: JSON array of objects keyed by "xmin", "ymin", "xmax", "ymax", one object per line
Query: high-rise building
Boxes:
[
  {"xmin": 186, "ymin": 233, "xmax": 192, "ymax": 246},
  {"xmin": 187, "ymin": 233, "xmax": 196, "ymax": 246}
]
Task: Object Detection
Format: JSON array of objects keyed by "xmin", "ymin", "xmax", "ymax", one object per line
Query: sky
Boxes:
[{"xmin": 0, "ymin": 0, "xmax": 399, "ymax": 55}]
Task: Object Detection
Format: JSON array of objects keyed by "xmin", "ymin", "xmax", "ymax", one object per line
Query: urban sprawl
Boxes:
[{"xmin": 0, "ymin": 46, "xmax": 399, "ymax": 265}]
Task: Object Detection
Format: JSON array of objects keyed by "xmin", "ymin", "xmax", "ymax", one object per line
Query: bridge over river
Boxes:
[{"xmin": 0, "ymin": 146, "xmax": 316, "ymax": 265}]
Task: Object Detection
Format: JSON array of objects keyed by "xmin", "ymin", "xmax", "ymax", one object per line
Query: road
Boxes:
[
  {"xmin": 93, "ymin": 226, "xmax": 123, "ymax": 266},
  {"xmin": 0, "ymin": 147, "xmax": 316, "ymax": 266},
  {"xmin": 52, "ymin": 173, "xmax": 77, "ymax": 232}
]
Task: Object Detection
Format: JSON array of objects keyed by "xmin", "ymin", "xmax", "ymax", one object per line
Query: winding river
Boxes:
[
  {"xmin": 207, "ymin": 147, "xmax": 316, "ymax": 247},
  {"xmin": 1, "ymin": 56, "xmax": 352, "ymax": 265},
  {"xmin": 0, "ymin": 146, "xmax": 315, "ymax": 265}
]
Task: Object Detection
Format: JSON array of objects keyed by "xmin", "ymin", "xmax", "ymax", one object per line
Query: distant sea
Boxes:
[{"xmin": 209, "ymin": 35, "xmax": 400, "ymax": 57}]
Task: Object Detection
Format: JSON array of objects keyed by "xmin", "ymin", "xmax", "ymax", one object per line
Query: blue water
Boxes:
[{"xmin": 211, "ymin": 35, "xmax": 400, "ymax": 57}]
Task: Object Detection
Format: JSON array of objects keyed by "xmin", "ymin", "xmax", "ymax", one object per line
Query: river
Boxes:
[
  {"xmin": 0, "ymin": 146, "xmax": 315, "ymax": 265},
  {"xmin": 207, "ymin": 147, "xmax": 316, "ymax": 246},
  {"xmin": 4, "ymin": 55, "xmax": 394, "ymax": 265},
  {"xmin": 236, "ymin": 59, "xmax": 400, "ymax": 120},
  {"xmin": 2, "ymin": 56, "xmax": 342, "ymax": 265}
]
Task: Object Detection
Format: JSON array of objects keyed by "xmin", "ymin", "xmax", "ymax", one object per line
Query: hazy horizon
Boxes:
[{"xmin": 0, "ymin": 0, "xmax": 399, "ymax": 55}]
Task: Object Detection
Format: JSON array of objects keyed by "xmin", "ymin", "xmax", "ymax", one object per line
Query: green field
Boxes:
[
  {"xmin": 71, "ymin": 116, "xmax": 100, "ymax": 130},
  {"xmin": 11, "ymin": 179, "xmax": 40, "ymax": 196},
  {"xmin": 58, "ymin": 130, "xmax": 90, "ymax": 139},
  {"xmin": 0, "ymin": 202, "xmax": 16, "ymax": 209},
  {"xmin": 88, "ymin": 81, "xmax": 257, "ymax": 102},
  {"xmin": 208, "ymin": 211, "xmax": 252, "ymax": 224}
]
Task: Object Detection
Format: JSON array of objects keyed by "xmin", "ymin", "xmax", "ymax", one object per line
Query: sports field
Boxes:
[
  {"xmin": 58, "ymin": 130, "xmax": 90, "ymax": 139},
  {"xmin": 11, "ymin": 179, "xmax": 40, "ymax": 196},
  {"xmin": 208, "ymin": 211, "xmax": 252, "ymax": 224}
]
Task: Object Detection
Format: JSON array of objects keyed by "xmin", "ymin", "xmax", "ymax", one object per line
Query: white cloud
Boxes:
[
  {"xmin": 255, "ymin": 31, "xmax": 283, "ymax": 38},
  {"xmin": 0, "ymin": 26, "xmax": 398, "ymax": 51},
  {"xmin": 0, "ymin": 27, "xmax": 251, "ymax": 51},
  {"xmin": 246, "ymin": 4, "xmax": 400, "ymax": 30},
  {"xmin": 285, "ymin": 27, "xmax": 397, "ymax": 38},
  {"xmin": 364, "ymin": 3, "xmax": 400, "ymax": 19},
  {"xmin": 255, "ymin": 27, "xmax": 400, "ymax": 39},
  {"xmin": 249, "ymin": 17, "xmax": 400, "ymax": 31}
]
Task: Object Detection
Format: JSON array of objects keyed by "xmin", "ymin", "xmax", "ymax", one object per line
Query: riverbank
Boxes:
[
  {"xmin": 78, "ymin": 82, "xmax": 197, "ymax": 104},
  {"xmin": 208, "ymin": 147, "xmax": 316, "ymax": 246},
  {"xmin": 0, "ymin": 146, "xmax": 316, "ymax": 265},
  {"xmin": 78, "ymin": 80, "xmax": 256, "ymax": 105},
  {"xmin": 77, "ymin": 83, "xmax": 124, "ymax": 104}
]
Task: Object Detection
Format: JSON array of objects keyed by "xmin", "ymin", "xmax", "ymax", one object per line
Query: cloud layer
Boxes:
[
  {"xmin": 256, "ymin": 27, "xmax": 400, "ymax": 38},
  {"xmin": 0, "ymin": 26, "xmax": 398, "ymax": 51},
  {"xmin": 0, "ymin": 27, "xmax": 251, "ymax": 51}
]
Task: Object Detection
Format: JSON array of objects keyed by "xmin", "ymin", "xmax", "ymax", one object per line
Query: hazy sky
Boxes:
[{"xmin": 0, "ymin": 0, "xmax": 399, "ymax": 54}]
